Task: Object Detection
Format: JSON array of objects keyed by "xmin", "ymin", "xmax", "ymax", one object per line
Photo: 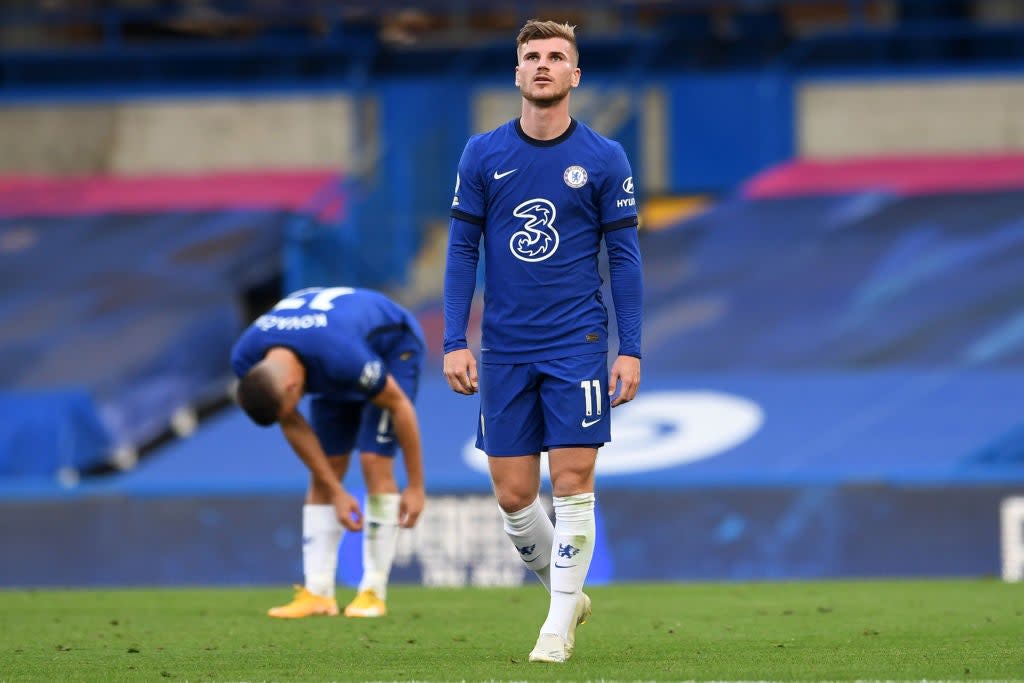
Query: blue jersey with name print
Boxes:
[
  {"xmin": 231, "ymin": 287, "xmax": 424, "ymax": 402},
  {"xmin": 444, "ymin": 117, "xmax": 643, "ymax": 364}
]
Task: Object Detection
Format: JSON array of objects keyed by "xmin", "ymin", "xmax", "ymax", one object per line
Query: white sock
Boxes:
[
  {"xmin": 539, "ymin": 493, "xmax": 596, "ymax": 638},
  {"xmin": 303, "ymin": 504, "xmax": 344, "ymax": 598},
  {"xmin": 358, "ymin": 493, "xmax": 400, "ymax": 600},
  {"xmin": 499, "ymin": 496, "xmax": 554, "ymax": 593}
]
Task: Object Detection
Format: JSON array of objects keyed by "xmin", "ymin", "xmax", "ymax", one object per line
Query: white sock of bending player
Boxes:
[
  {"xmin": 539, "ymin": 493, "xmax": 596, "ymax": 638},
  {"xmin": 499, "ymin": 496, "xmax": 554, "ymax": 593},
  {"xmin": 303, "ymin": 504, "xmax": 344, "ymax": 599},
  {"xmin": 358, "ymin": 493, "xmax": 401, "ymax": 600}
]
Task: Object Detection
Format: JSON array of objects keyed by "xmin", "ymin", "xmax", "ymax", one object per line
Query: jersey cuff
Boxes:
[
  {"xmin": 602, "ymin": 216, "xmax": 639, "ymax": 232},
  {"xmin": 451, "ymin": 208, "xmax": 484, "ymax": 226}
]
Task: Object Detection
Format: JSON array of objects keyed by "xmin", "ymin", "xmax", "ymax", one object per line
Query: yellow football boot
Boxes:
[
  {"xmin": 267, "ymin": 585, "xmax": 339, "ymax": 618},
  {"xmin": 343, "ymin": 589, "xmax": 387, "ymax": 617}
]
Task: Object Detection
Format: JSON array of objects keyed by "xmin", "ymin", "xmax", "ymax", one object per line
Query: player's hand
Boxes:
[
  {"xmin": 332, "ymin": 489, "xmax": 363, "ymax": 531},
  {"xmin": 443, "ymin": 348, "xmax": 478, "ymax": 395},
  {"xmin": 609, "ymin": 355, "xmax": 641, "ymax": 407},
  {"xmin": 399, "ymin": 486, "xmax": 426, "ymax": 529}
]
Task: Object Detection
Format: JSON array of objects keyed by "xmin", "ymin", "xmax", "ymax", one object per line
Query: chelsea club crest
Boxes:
[{"xmin": 563, "ymin": 165, "xmax": 588, "ymax": 189}]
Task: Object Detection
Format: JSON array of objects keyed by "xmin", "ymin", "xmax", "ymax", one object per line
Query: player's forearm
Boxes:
[
  {"xmin": 280, "ymin": 415, "xmax": 343, "ymax": 495},
  {"xmin": 393, "ymin": 401, "xmax": 425, "ymax": 489},
  {"xmin": 402, "ymin": 447, "xmax": 425, "ymax": 492}
]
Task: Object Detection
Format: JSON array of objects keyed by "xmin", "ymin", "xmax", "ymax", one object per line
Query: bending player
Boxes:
[{"xmin": 232, "ymin": 286, "xmax": 426, "ymax": 618}]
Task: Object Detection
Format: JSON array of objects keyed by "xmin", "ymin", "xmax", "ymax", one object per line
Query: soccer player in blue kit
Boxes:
[
  {"xmin": 442, "ymin": 19, "xmax": 643, "ymax": 663},
  {"xmin": 231, "ymin": 286, "xmax": 426, "ymax": 619}
]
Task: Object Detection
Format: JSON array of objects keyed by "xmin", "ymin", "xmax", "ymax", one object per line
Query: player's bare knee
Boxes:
[
  {"xmin": 306, "ymin": 479, "xmax": 337, "ymax": 504},
  {"xmin": 550, "ymin": 472, "xmax": 591, "ymax": 498},
  {"xmin": 495, "ymin": 489, "xmax": 537, "ymax": 514},
  {"xmin": 361, "ymin": 453, "xmax": 398, "ymax": 493},
  {"xmin": 364, "ymin": 474, "xmax": 399, "ymax": 495},
  {"xmin": 326, "ymin": 458, "xmax": 348, "ymax": 480}
]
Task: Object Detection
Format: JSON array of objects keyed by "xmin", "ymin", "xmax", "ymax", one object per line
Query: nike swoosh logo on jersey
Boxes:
[
  {"xmin": 581, "ymin": 417, "xmax": 601, "ymax": 428},
  {"xmin": 376, "ymin": 435, "xmax": 394, "ymax": 444},
  {"xmin": 493, "ymin": 169, "xmax": 517, "ymax": 180}
]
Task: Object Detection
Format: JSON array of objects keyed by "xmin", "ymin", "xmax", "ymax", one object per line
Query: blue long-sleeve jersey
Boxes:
[{"xmin": 444, "ymin": 117, "xmax": 643, "ymax": 363}]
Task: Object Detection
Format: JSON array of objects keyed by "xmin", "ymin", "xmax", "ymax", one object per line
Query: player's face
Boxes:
[{"xmin": 515, "ymin": 37, "xmax": 580, "ymax": 107}]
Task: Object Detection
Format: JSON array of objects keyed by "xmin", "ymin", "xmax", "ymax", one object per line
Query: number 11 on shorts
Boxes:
[{"xmin": 580, "ymin": 379, "xmax": 602, "ymax": 417}]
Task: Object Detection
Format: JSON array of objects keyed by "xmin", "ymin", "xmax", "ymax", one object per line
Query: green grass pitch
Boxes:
[{"xmin": 1, "ymin": 579, "xmax": 1021, "ymax": 681}]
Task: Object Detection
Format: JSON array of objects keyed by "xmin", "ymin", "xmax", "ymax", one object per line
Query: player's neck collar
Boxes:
[{"xmin": 515, "ymin": 117, "xmax": 577, "ymax": 147}]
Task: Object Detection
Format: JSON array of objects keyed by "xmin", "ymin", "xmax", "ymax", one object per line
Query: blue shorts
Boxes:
[
  {"xmin": 311, "ymin": 338, "xmax": 423, "ymax": 457},
  {"xmin": 476, "ymin": 352, "xmax": 610, "ymax": 456}
]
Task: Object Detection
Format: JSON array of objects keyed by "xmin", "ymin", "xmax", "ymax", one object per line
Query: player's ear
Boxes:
[
  {"xmin": 279, "ymin": 378, "xmax": 303, "ymax": 417},
  {"xmin": 571, "ymin": 68, "xmax": 581, "ymax": 88},
  {"xmin": 514, "ymin": 65, "xmax": 520, "ymax": 86}
]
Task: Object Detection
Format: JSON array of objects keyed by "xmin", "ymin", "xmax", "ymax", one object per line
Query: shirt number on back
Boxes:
[{"xmin": 275, "ymin": 287, "xmax": 355, "ymax": 311}]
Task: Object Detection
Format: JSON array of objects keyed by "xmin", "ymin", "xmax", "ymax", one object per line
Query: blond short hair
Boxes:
[{"xmin": 516, "ymin": 19, "xmax": 578, "ymax": 64}]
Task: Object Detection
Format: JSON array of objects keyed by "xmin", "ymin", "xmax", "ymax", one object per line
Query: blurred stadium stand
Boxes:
[
  {"xmin": 3, "ymin": 0, "xmax": 1024, "ymax": 87},
  {"xmin": 0, "ymin": 171, "xmax": 345, "ymax": 479},
  {"xmin": 2, "ymin": 0, "xmax": 1024, "ymax": 586}
]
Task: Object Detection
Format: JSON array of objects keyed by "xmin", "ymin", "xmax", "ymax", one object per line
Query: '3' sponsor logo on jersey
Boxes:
[{"xmin": 510, "ymin": 198, "xmax": 559, "ymax": 263}]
